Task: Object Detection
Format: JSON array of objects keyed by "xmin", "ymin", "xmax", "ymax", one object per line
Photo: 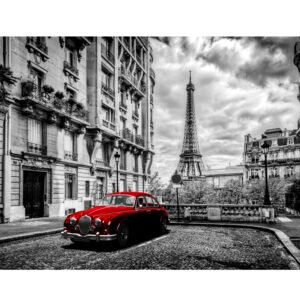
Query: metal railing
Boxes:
[
  {"xmin": 101, "ymin": 82, "xmax": 115, "ymax": 97},
  {"xmin": 64, "ymin": 151, "xmax": 78, "ymax": 161},
  {"xmin": 27, "ymin": 142, "xmax": 47, "ymax": 155},
  {"xmin": 26, "ymin": 37, "xmax": 48, "ymax": 54},
  {"xmin": 95, "ymin": 160, "xmax": 110, "ymax": 168},
  {"xmin": 64, "ymin": 61, "xmax": 79, "ymax": 76}
]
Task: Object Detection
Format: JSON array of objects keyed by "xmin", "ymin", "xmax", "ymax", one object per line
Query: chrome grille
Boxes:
[{"xmin": 78, "ymin": 215, "xmax": 91, "ymax": 235}]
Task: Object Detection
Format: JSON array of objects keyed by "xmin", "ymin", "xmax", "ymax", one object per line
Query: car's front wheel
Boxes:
[
  {"xmin": 159, "ymin": 217, "xmax": 168, "ymax": 234},
  {"xmin": 116, "ymin": 222, "xmax": 130, "ymax": 248}
]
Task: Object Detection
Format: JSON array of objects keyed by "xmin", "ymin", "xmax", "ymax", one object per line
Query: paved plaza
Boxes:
[{"xmin": 0, "ymin": 226, "xmax": 298, "ymax": 270}]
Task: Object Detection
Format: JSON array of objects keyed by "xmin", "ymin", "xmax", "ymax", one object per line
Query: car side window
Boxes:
[
  {"xmin": 137, "ymin": 196, "xmax": 147, "ymax": 208},
  {"xmin": 145, "ymin": 196, "xmax": 158, "ymax": 207}
]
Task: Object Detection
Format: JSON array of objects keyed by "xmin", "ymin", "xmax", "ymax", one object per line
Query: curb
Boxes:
[
  {"xmin": 0, "ymin": 228, "xmax": 62, "ymax": 244},
  {"xmin": 170, "ymin": 221, "xmax": 300, "ymax": 267}
]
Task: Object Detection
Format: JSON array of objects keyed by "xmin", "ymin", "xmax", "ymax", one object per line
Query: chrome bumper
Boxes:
[{"xmin": 61, "ymin": 230, "xmax": 117, "ymax": 242}]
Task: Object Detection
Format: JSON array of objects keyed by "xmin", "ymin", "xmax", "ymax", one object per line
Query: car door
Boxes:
[
  {"xmin": 145, "ymin": 196, "xmax": 161, "ymax": 228},
  {"xmin": 135, "ymin": 196, "xmax": 151, "ymax": 233}
]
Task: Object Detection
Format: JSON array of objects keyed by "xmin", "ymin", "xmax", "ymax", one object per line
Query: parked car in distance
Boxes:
[{"xmin": 61, "ymin": 192, "xmax": 170, "ymax": 247}]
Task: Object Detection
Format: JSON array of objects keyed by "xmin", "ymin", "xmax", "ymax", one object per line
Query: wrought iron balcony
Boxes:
[
  {"xmin": 119, "ymin": 102, "xmax": 127, "ymax": 110},
  {"xmin": 135, "ymin": 135, "xmax": 144, "ymax": 147},
  {"xmin": 26, "ymin": 37, "xmax": 49, "ymax": 62},
  {"xmin": 27, "ymin": 142, "xmax": 47, "ymax": 155},
  {"xmin": 64, "ymin": 61, "xmax": 79, "ymax": 76},
  {"xmin": 64, "ymin": 151, "xmax": 78, "ymax": 161},
  {"xmin": 102, "ymin": 119, "xmax": 116, "ymax": 130},
  {"xmin": 119, "ymin": 66, "xmax": 145, "ymax": 95},
  {"xmin": 120, "ymin": 128, "xmax": 134, "ymax": 142},
  {"xmin": 101, "ymin": 82, "xmax": 115, "ymax": 97},
  {"xmin": 101, "ymin": 46, "xmax": 115, "ymax": 65}
]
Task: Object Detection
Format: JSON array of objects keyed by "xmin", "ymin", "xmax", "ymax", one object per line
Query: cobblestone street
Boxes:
[{"xmin": 0, "ymin": 226, "xmax": 298, "ymax": 270}]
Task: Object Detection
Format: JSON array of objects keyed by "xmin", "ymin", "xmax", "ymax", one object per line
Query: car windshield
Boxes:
[{"xmin": 97, "ymin": 195, "xmax": 136, "ymax": 207}]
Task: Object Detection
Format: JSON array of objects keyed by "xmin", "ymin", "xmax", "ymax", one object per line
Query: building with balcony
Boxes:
[
  {"xmin": 0, "ymin": 36, "xmax": 155, "ymax": 222},
  {"xmin": 243, "ymin": 126, "xmax": 300, "ymax": 182}
]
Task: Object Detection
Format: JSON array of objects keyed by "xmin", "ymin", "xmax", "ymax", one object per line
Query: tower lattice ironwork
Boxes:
[{"xmin": 176, "ymin": 71, "xmax": 205, "ymax": 180}]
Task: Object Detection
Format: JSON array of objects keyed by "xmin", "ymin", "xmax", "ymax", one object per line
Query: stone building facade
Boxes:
[
  {"xmin": 243, "ymin": 127, "xmax": 300, "ymax": 182},
  {"xmin": 0, "ymin": 37, "xmax": 155, "ymax": 222},
  {"xmin": 205, "ymin": 165, "xmax": 243, "ymax": 188}
]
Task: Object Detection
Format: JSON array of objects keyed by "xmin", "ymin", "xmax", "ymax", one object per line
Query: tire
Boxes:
[
  {"xmin": 159, "ymin": 217, "xmax": 168, "ymax": 235},
  {"xmin": 116, "ymin": 222, "xmax": 130, "ymax": 248}
]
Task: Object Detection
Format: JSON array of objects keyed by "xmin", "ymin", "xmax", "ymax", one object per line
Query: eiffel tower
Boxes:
[{"xmin": 176, "ymin": 71, "xmax": 205, "ymax": 181}]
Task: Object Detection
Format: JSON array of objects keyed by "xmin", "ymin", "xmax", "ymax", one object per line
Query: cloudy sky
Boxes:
[{"xmin": 150, "ymin": 37, "xmax": 300, "ymax": 183}]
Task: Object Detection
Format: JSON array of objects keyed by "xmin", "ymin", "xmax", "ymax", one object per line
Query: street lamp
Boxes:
[
  {"xmin": 114, "ymin": 151, "xmax": 120, "ymax": 192},
  {"xmin": 261, "ymin": 141, "xmax": 271, "ymax": 206}
]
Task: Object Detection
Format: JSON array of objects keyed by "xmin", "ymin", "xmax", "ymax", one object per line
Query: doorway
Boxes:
[{"xmin": 23, "ymin": 171, "xmax": 45, "ymax": 218}]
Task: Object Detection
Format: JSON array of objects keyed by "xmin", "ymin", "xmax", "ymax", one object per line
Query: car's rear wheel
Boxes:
[
  {"xmin": 116, "ymin": 222, "xmax": 130, "ymax": 248},
  {"xmin": 159, "ymin": 217, "xmax": 168, "ymax": 234}
]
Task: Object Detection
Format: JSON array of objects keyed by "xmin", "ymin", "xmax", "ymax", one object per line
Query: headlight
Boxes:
[
  {"xmin": 70, "ymin": 217, "xmax": 77, "ymax": 226},
  {"xmin": 94, "ymin": 218, "xmax": 102, "ymax": 228}
]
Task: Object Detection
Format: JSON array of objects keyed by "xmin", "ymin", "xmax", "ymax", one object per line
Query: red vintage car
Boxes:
[{"xmin": 61, "ymin": 192, "xmax": 169, "ymax": 247}]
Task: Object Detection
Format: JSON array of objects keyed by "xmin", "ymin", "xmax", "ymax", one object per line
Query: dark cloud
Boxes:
[{"xmin": 199, "ymin": 36, "xmax": 299, "ymax": 87}]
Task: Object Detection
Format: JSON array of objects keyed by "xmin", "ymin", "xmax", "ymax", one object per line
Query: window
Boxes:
[
  {"xmin": 64, "ymin": 131, "xmax": 77, "ymax": 160},
  {"xmin": 120, "ymin": 149, "xmax": 126, "ymax": 170},
  {"xmin": 31, "ymin": 69, "xmax": 44, "ymax": 97},
  {"xmin": 133, "ymin": 176, "xmax": 138, "ymax": 191},
  {"xmin": 101, "ymin": 70, "xmax": 113, "ymax": 90},
  {"xmin": 120, "ymin": 174, "xmax": 126, "ymax": 192},
  {"xmin": 65, "ymin": 174, "xmax": 76, "ymax": 199},
  {"xmin": 66, "ymin": 46, "xmax": 76, "ymax": 68},
  {"xmin": 134, "ymin": 155, "xmax": 138, "ymax": 172},
  {"xmin": 121, "ymin": 92, "xmax": 126, "ymax": 107},
  {"xmin": 103, "ymin": 106, "xmax": 115, "ymax": 123},
  {"xmin": 96, "ymin": 177, "xmax": 104, "ymax": 199},
  {"xmin": 28, "ymin": 119, "xmax": 46, "ymax": 155},
  {"xmin": 120, "ymin": 118, "xmax": 126, "ymax": 131},
  {"xmin": 85, "ymin": 181, "xmax": 90, "ymax": 197},
  {"xmin": 145, "ymin": 196, "xmax": 159, "ymax": 207},
  {"xmin": 134, "ymin": 101, "xmax": 139, "ymax": 115}
]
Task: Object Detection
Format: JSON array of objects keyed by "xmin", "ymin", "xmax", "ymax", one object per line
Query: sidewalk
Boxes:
[{"xmin": 0, "ymin": 217, "xmax": 64, "ymax": 243}]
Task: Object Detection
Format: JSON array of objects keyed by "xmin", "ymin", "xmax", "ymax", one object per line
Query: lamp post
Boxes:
[
  {"xmin": 261, "ymin": 141, "xmax": 271, "ymax": 206},
  {"xmin": 114, "ymin": 151, "xmax": 120, "ymax": 192}
]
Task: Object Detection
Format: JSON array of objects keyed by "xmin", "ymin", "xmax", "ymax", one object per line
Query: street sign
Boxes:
[{"xmin": 171, "ymin": 173, "xmax": 182, "ymax": 184}]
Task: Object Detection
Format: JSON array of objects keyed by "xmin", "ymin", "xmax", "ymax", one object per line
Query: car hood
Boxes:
[{"xmin": 72, "ymin": 205, "xmax": 135, "ymax": 219}]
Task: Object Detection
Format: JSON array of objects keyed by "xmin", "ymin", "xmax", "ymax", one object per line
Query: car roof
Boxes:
[{"xmin": 106, "ymin": 191, "xmax": 154, "ymax": 197}]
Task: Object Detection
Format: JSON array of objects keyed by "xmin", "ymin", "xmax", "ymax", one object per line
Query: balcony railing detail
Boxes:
[
  {"xmin": 27, "ymin": 142, "xmax": 47, "ymax": 155},
  {"xmin": 132, "ymin": 111, "xmax": 139, "ymax": 121},
  {"xmin": 102, "ymin": 119, "xmax": 116, "ymax": 130},
  {"xmin": 101, "ymin": 46, "xmax": 115, "ymax": 65},
  {"xmin": 101, "ymin": 83, "xmax": 115, "ymax": 97},
  {"xmin": 64, "ymin": 151, "xmax": 78, "ymax": 161},
  {"xmin": 119, "ymin": 102, "xmax": 127, "ymax": 110},
  {"xmin": 119, "ymin": 66, "xmax": 146, "ymax": 95},
  {"xmin": 119, "ymin": 128, "xmax": 145, "ymax": 147},
  {"xmin": 26, "ymin": 37, "xmax": 49, "ymax": 61},
  {"xmin": 20, "ymin": 82, "xmax": 89, "ymax": 123},
  {"xmin": 64, "ymin": 61, "xmax": 79, "ymax": 77},
  {"xmin": 135, "ymin": 135, "xmax": 144, "ymax": 147}
]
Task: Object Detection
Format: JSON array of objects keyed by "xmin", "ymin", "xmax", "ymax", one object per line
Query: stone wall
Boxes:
[{"xmin": 163, "ymin": 204, "xmax": 275, "ymax": 223}]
